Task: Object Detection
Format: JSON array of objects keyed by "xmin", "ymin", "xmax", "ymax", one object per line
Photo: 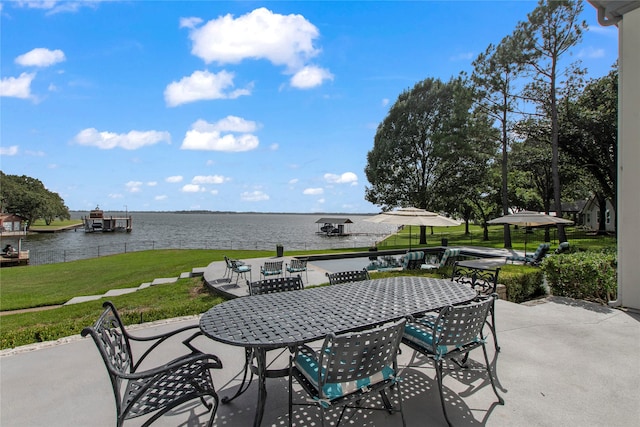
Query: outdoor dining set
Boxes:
[{"xmin": 81, "ymin": 256, "xmax": 505, "ymax": 427}]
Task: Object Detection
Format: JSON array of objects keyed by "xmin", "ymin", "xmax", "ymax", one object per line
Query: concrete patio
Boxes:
[{"xmin": 1, "ymin": 255, "xmax": 639, "ymax": 426}]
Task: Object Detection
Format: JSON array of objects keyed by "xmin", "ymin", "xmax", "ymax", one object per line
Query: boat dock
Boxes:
[
  {"xmin": 82, "ymin": 206, "xmax": 132, "ymax": 233},
  {"xmin": 315, "ymin": 217, "xmax": 353, "ymax": 236}
]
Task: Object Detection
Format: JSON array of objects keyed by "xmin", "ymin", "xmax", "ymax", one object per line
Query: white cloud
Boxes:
[
  {"xmin": 108, "ymin": 193, "xmax": 123, "ymax": 199},
  {"xmin": 241, "ymin": 190, "xmax": 269, "ymax": 202},
  {"xmin": 317, "ymin": 198, "xmax": 325, "ymax": 204},
  {"xmin": 16, "ymin": 0, "xmax": 102, "ymax": 14},
  {"xmin": 210, "ymin": 189, "xmax": 219, "ymax": 195},
  {"xmin": 192, "ymin": 175, "xmax": 228, "ymax": 184},
  {"xmin": 147, "ymin": 181, "xmax": 157, "ymax": 187},
  {"xmin": 187, "ymin": 7, "xmax": 320, "ymax": 70},
  {"xmin": 290, "ymin": 65, "xmax": 333, "ymax": 89},
  {"xmin": 449, "ymin": 52, "xmax": 474, "ymax": 61},
  {"xmin": 324, "ymin": 172, "xmax": 358, "ymax": 185},
  {"xmin": 382, "ymin": 98, "xmax": 389, "ymax": 107},
  {"xmin": 182, "ymin": 184, "xmax": 205, "ymax": 193},
  {"xmin": 166, "ymin": 175, "xmax": 183, "ymax": 183},
  {"xmin": 16, "ymin": 48, "xmax": 65, "ymax": 67},
  {"xmin": 179, "ymin": 16, "xmax": 203, "ymax": 29},
  {"xmin": 269, "ymin": 143, "xmax": 279, "ymax": 151},
  {"xmin": 303, "ymin": 188, "xmax": 324, "ymax": 195},
  {"xmin": 74, "ymin": 128, "xmax": 171, "ymax": 150},
  {"xmin": 578, "ymin": 47, "xmax": 606, "ymax": 59},
  {"xmin": 155, "ymin": 195, "xmax": 168, "ymax": 201},
  {"xmin": 125, "ymin": 181, "xmax": 143, "ymax": 193},
  {"xmin": 164, "ymin": 69, "xmax": 252, "ymax": 107},
  {"xmin": 288, "ymin": 178, "xmax": 299, "ymax": 185},
  {"xmin": 0, "ymin": 72, "xmax": 35, "ymax": 99},
  {"xmin": 181, "ymin": 117, "xmax": 260, "ymax": 152},
  {"xmin": 206, "ymin": 115, "xmax": 259, "ymax": 133},
  {"xmin": 0, "ymin": 145, "xmax": 19, "ymax": 156}
]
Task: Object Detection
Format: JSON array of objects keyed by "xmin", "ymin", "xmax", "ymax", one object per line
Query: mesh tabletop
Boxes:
[{"xmin": 199, "ymin": 277, "xmax": 476, "ymax": 349}]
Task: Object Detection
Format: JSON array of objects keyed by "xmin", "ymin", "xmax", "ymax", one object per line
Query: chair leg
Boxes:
[
  {"xmin": 481, "ymin": 343, "xmax": 504, "ymax": 405},
  {"xmin": 205, "ymin": 395, "xmax": 219, "ymax": 427},
  {"xmin": 435, "ymin": 359, "xmax": 453, "ymax": 427},
  {"xmin": 288, "ymin": 362, "xmax": 293, "ymax": 427},
  {"xmin": 489, "ymin": 307, "xmax": 500, "ymax": 352}
]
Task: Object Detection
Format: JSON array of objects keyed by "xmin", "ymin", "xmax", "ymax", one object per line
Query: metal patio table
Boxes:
[{"xmin": 199, "ymin": 276, "xmax": 477, "ymax": 426}]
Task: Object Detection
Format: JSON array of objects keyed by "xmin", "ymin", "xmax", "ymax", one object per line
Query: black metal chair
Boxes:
[
  {"xmin": 248, "ymin": 275, "xmax": 304, "ymax": 296},
  {"xmin": 402, "ymin": 297, "xmax": 503, "ymax": 427},
  {"xmin": 325, "ymin": 268, "xmax": 370, "ymax": 285},
  {"xmin": 286, "ymin": 258, "xmax": 309, "ymax": 282},
  {"xmin": 451, "ymin": 262, "xmax": 501, "ymax": 352},
  {"xmin": 81, "ymin": 301, "xmax": 222, "ymax": 427},
  {"xmin": 289, "ymin": 319, "xmax": 407, "ymax": 427}
]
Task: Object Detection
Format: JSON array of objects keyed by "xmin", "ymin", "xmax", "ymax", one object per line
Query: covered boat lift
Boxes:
[{"xmin": 315, "ymin": 218, "xmax": 353, "ymax": 236}]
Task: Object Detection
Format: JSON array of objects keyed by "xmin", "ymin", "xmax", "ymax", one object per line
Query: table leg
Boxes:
[
  {"xmin": 221, "ymin": 348, "xmax": 254, "ymax": 404},
  {"xmin": 253, "ymin": 348, "xmax": 268, "ymax": 427}
]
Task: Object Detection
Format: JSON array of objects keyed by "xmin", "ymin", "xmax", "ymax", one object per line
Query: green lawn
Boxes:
[{"xmin": 377, "ymin": 224, "xmax": 616, "ymax": 252}]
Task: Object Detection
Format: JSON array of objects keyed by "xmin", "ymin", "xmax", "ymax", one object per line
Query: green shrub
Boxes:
[
  {"xmin": 499, "ymin": 266, "xmax": 546, "ymax": 303},
  {"xmin": 541, "ymin": 250, "xmax": 617, "ymax": 304}
]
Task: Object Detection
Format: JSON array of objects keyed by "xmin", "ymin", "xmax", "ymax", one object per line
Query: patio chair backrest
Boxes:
[
  {"xmin": 81, "ymin": 302, "xmax": 136, "ymax": 418},
  {"xmin": 326, "ymin": 268, "xmax": 370, "ymax": 285},
  {"xmin": 318, "ymin": 319, "xmax": 405, "ymax": 387},
  {"xmin": 261, "ymin": 260, "xmax": 283, "ymax": 276},
  {"xmin": 401, "ymin": 251, "xmax": 425, "ymax": 270},
  {"xmin": 554, "ymin": 241, "xmax": 570, "ymax": 254},
  {"xmin": 249, "ymin": 275, "xmax": 304, "ymax": 295},
  {"xmin": 531, "ymin": 243, "xmax": 550, "ymax": 260},
  {"xmin": 451, "ymin": 262, "xmax": 500, "ymax": 295},
  {"xmin": 439, "ymin": 248, "xmax": 460, "ymax": 268},
  {"xmin": 287, "ymin": 258, "xmax": 307, "ymax": 271},
  {"xmin": 433, "ymin": 297, "xmax": 492, "ymax": 350}
]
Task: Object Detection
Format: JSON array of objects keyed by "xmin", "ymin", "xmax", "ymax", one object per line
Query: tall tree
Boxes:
[
  {"xmin": 365, "ymin": 77, "xmax": 494, "ymax": 244},
  {"xmin": 516, "ymin": 0, "xmax": 587, "ymax": 242},
  {"xmin": 558, "ymin": 65, "xmax": 618, "ymax": 230},
  {"xmin": 0, "ymin": 172, "xmax": 70, "ymax": 228},
  {"xmin": 471, "ymin": 33, "xmax": 527, "ymax": 248}
]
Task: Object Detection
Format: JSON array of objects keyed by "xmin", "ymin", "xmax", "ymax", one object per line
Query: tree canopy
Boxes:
[
  {"xmin": 364, "ymin": 76, "xmax": 498, "ymax": 243},
  {"xmin": 365, "ymin": 0, "xmax": 616, "ymax": 245},
  {"xmin": 0, "ymin": 172, "xmax": 70, "ymax": 228}
]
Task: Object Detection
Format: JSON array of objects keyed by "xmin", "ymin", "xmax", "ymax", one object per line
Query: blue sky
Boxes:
[{"xmin": 1, "ymin": 1, "xmax": 618, "ymax": 213}]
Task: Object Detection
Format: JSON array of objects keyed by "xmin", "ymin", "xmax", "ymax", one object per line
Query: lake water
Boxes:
[{"xmin": 8, "ymin": 212, "xmax": 398, "ymax": 265}]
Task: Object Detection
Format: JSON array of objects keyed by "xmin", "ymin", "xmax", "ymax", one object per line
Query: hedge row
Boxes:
[{"xmin": 541, "ymin": 250, "xmax": 617, "ymax": 304}]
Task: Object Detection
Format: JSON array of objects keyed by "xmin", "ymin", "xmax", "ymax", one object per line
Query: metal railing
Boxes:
[{"xmin": 24, "ymin": 237, "xmax": 383, "ymax": 266}]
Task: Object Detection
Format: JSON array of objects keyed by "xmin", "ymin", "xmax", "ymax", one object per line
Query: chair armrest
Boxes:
[
  {"xmin": 119, "ymin": 351, "xmax": 223, "ymax": 381},
  {"xmin": 126, "ymin": 324, "xmax": 202, "ymax": 371}
]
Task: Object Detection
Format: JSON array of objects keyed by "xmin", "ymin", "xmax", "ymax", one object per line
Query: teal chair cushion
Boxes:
[
  {"xmin": 403, "ymin": 321, "xmax": 459, "ymax": 357},
  {"xmin": 294, "ymin": 351, "xmax": 396, "ymax": 404}
]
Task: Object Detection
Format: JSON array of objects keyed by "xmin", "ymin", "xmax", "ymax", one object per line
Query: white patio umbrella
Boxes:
[
  {"xmin": 365, "ymin": 207, "xmax": 461, "ymax": 249},
  {"xmin": 487, "ymin": 211, "xmax": 573, "ymax": 255}
]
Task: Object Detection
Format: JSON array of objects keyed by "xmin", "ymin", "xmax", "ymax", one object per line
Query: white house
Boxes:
[{"xmin": 580, "ymin": 197, "xmax": 616, "ymax": 233}]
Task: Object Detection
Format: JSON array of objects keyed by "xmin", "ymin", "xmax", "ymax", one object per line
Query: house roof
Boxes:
[{"xmin": 588, "ymin": 0, "xmax": 640, "ymax": 26}]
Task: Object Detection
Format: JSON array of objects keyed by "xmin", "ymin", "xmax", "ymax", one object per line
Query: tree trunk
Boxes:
[
  {"xmin": 419, "ymin": 225, "xmax": 427, "ymax": 245},
  {"xmin": 551, "ymin": 62, "xmax": 567, "ymax": 243},
  {"xmin": 501, "ymin": 101, "xmax": 512, "ymax": 248}
]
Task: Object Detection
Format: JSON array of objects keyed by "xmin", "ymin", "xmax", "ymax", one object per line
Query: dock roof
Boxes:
[{"xmin": 315, "ymin": 218, "xmax": 354, "ymax": 224}]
